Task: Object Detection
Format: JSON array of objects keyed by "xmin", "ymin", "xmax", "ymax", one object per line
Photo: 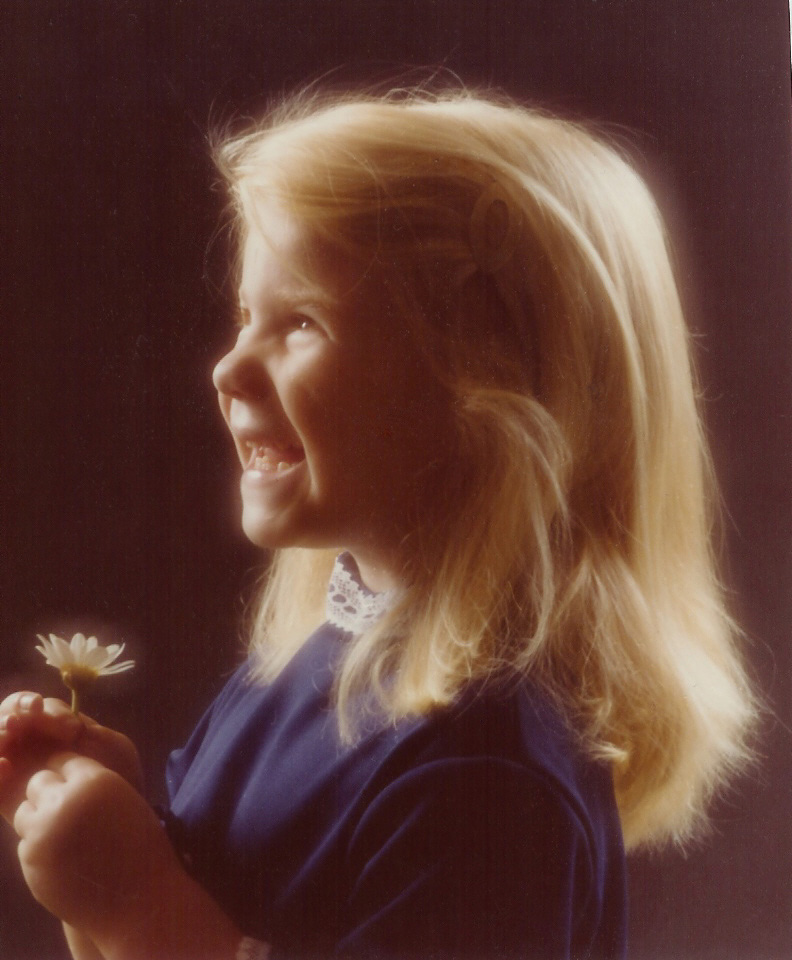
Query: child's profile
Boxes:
[{"xmin": 0, "ymin": 83, "xmax": 756, "ymax": 960}]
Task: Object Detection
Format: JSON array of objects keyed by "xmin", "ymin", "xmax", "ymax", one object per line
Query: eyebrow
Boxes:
[{"xmin": 237, "ymin": 286, "xmax": 338, "ymax": 312}]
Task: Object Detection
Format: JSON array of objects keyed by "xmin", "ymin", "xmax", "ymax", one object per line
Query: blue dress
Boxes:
[{"xmin": 165, "ymin": 560, "xmax": 627, "ymax": 959}]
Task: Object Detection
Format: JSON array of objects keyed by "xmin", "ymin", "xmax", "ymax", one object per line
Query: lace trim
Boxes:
[{"xmin": 326, "ymin": 552, "xmax": 397, "ymax": 635}]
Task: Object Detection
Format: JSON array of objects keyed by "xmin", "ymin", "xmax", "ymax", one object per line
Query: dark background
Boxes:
[{"xmin": 1, "ymin": 2, "xmax": 790, "ymax": 957}]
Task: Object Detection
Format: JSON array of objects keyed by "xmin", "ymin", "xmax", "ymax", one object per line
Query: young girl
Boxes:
[{"xmin": 0, "ymin": 86, "xmax": 756, "ymax": 960}]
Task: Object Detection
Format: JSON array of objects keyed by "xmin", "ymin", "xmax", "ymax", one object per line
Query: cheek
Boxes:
[
  {"xmin": 362, "ymin": 356, "xmax": 453, "ymax": 449},
  {"xmin": 281, "ymin": 368, "xmax": 385, "ymax": 480},
  {"xmin": 275, "ymin": 354, "xmax": 346, "ymax": 448}
]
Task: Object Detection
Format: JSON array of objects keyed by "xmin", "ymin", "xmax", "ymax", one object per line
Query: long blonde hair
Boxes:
[{"xmin": 214, "ymin": 86, "xmax": 756, "ymax": 850}]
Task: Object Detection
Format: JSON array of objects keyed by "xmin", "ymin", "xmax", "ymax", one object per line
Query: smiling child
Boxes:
[{"xmin": 0, "ymin": 85, "xmax": 756, "ymax": 960}]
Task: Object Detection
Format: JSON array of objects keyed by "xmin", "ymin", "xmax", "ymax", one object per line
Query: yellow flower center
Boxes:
[{"xmin": 60, "ymin": 665, "xmax": 99, "ymax": 689}]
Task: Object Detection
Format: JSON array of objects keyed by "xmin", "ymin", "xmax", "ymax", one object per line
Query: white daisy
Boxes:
[{"xmin": 36, "ymin": 632, "xmax": 134, "ymax": 712}]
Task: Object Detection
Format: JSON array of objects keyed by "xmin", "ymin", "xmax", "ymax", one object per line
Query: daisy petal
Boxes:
[
  {"xmin": 35, "ymin": 631, "xmax": 135, "ymax": 694},
  {"xmin": 100, "ymin": 660, "xmax": 135, "ymax": 675},
  {"xmin": 84, "ymin": 646, "xmax": 112, "ymax": 669},
  {"xmin": 35, "ymin": 635, "xmax": 56, "ymax": 663},
  {"xmin": 35, "ymin": 647, "xmax": 56, "ymax": 666},
  {"xmin": 50, "ymin": 634, "xmax": 72, "ymax": 664},
  {"xmin": 71, "ymin": 633, "xmax": 87, "ymax": 659}
]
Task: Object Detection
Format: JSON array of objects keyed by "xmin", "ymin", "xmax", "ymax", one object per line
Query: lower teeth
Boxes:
[{"xmin": 254, "ymin": 457, "xmax": 291, "ymax": 474}]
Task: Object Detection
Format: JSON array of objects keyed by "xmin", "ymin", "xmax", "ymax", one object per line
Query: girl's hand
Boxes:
[
  {"xmin": 0, "ymin": 692, "xmax": 82, "ymax": 754},
  {"xmin": 0, "ymin": 692, "xmax": 80, "ymax": 822},
  {"xmin": 14, "ymin": 753, "xmax": 172, "ymax": 938},
  {"xmin": 14, "ymin": 752, "xmax": 242, "ymax": 960},
  {"xmin": 0, "ymin": 692, "xmax": 143, "ymax": 823}
]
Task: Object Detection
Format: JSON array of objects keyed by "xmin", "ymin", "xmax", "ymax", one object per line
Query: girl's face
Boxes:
[{"xmin": 212, "ymin": 207, "xmax": 455, "ymax": 589}]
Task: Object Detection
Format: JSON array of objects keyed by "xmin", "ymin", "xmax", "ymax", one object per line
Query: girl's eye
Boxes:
[
  {"xmin": 289, "ymin": 315, "xmax": 318, "ymax": 334},
  {"xmin": 232, "ymin": 308, "xmax": 322, "ymax": 336}
]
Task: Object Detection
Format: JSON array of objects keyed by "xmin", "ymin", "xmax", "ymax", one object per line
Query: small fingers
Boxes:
[
  {"xmin": 13, "ymin": 798, "xmax": 36, "ymax": 839},
  {"xmin": 47, "ymin": 751, "xmax": 103, "ymax": 780},
  {"xmin": 25, "ymin": 768, "xmax": 62, "ymax": 804},
  {"xmin": 0, "ymin": 713, "xmax": 17, "ymax": 738},
  {"xmin": 20, "ymin": 692, "xmax": 43, "ymax": 716},
  {"xmin": 40, "ymin": 699, "xmax": 82, "ymax": 735},
  {"xmin": 0, "ymin": 693, "xmax": 43, "ymax": 743},
  {"xmin": 0, "ymin": 712, "xmax": 32, "ymax": 740},
  {"xmin": 41, "ymin": 698, "xmax": 73, "ymax": 719},
  {"xmin": 0, "ymin": 692, "xmax": 44, "ymax": 730},
  {"xmin": 0, "ymin": 691, "xmax": 44, "ymax": 716},
  {"xmin": 0, "ymin": 697, "xmax": 81, "ymax": 756}
]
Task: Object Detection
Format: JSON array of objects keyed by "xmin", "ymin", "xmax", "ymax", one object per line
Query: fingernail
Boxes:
[{"xmin": 20, "ymin": 695, "xmax": 34, "ymax": 712}]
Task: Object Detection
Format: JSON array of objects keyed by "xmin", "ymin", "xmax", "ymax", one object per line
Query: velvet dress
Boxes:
[{"xmin": 164, "ymin": 554, "xmax": 627, "ymax": 959}]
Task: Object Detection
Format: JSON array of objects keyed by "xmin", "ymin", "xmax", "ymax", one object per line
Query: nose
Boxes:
[{"xmin": 212, "ymin": 342, "xmax": 268, "ymax": 400}]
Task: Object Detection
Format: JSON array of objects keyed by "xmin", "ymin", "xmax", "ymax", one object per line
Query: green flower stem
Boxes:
[{"xmin": 60, "ymin": 669, "xmax": 90, "ymax": 716}]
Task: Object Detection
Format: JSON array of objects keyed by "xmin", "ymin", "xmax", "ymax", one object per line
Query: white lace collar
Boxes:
[{"xmin": 326, "ymin": 552, "xmax": 398, "ymax": 635}]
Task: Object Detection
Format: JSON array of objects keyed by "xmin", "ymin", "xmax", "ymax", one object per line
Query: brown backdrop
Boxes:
[{"xmin": 1, "ymin": 2, "xmax": 790, "ymax": 957}]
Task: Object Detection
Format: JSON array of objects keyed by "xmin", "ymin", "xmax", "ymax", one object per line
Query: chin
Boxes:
[
  {"xmin": 241, "ymin": 517, "xmax": 296, "ymax": 550},
  {"xmin": 239, "ymin": 507, "xmax": 329, "ymax": 552},
  {"xmin": 238, "ymin": 502, "xmax": 284, "ymax": 545}
]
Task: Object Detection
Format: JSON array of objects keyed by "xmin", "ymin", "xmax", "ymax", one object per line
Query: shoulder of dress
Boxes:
[{"xmin": 363, "ymin": 679, "xmax": 615, "ymax": 833}]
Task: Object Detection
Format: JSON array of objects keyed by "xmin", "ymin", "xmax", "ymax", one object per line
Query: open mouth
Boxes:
[{"xmin": 244, "ymin": 441, "xmax": 305, "ymax": 475}]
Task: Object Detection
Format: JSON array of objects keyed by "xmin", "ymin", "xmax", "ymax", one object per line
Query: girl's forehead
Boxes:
[
  {"xmin": 239, "ymin": 239, "xmax": 332, "ymax": 306},
  {"xmin": 239, "ymin": 209, "xmax": 377, "ymax": 314},
  {"xmin": 239, "ymin": 218, "xmax": 338, "ymax": 304}
]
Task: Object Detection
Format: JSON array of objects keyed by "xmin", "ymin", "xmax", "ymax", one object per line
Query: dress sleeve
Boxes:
[
  {"xmin": 337, "ymin": 757, "xmax": 598, "ymax": 960},
  {"xmin": 165, "ymin": 661, "xmax": 252, "ymax": 802}
]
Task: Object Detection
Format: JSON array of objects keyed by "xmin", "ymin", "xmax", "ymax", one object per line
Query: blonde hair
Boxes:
[{"xmin": 214, "ymin": 86, "xmax": 756, "ymax": 850}]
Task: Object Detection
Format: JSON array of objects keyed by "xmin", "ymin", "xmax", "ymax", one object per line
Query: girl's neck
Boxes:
[{"xmin": 344, "ymin": 548, "xmax": 405, "ymax": 594}]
